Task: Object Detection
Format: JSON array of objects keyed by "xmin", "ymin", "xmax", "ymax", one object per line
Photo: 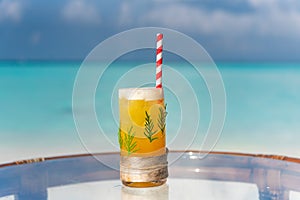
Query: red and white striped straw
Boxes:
[{"xmin": 156, "ymin": 33, "xmax": 163, "ymax": 88}]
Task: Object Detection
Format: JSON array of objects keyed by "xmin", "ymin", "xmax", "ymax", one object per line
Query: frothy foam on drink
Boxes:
[{"xmin": 119, "ymin": 87, "xmax": 163, "ymax": 100}]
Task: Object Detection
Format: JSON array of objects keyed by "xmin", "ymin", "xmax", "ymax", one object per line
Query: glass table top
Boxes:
[{"xmin": 0, "ymin": 151, "xmax": 300, "ymax": 200}]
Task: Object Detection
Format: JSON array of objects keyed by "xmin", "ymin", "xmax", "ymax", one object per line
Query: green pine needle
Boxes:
[
  {"xmin": 124, "ymin": 126, "xmax": 139, "ymax": 155},
  {"xmin": 144, "ymin": 111, "xmax": 158, "ymax": 142},
  {"xmin": 158, "ymin": 104, "xmax": 167, "ymax": 136}
]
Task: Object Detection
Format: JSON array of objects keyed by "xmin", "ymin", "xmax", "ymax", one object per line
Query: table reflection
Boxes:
[{"xmin": 0, "ymin": 151, "xmax": 299, "ymax": 200}]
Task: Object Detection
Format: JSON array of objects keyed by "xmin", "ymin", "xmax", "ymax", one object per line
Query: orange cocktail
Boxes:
[{"xmin": 118, "ymin": 87, "xmax": 168, "ymax": 187}]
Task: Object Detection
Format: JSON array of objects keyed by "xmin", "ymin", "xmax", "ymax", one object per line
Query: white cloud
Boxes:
[
  {"xmin": 138, "ymin": 4, "xmax": 258, "ymax": 41},
  {"xmin": 248, "ymin": 0, "xmax": 300, "ymax": 10},
  {"xmin": 118, "ymin": 1, "xmax": 150, "ymax": 27},
  {"xmin": 0, "ymin": 0, "xmax": 22, "ymax": 22},
  {"xmin": 62, "ymin": 0, "xmax": 101, "ymax": 24},
  {"xmin": 121, "ymin": 1, "xmax": 300, "ymax": 39},
  {"xmin": 115, "ymin": 1, "xmax": 300, "ymax": 59},
  {"xmin": 246, "ymin": 0, "xmax": 300, "ymax": 37},
  {"xmin": 118, "ymin": 2, "xmax": 132, "ymax": 26}
]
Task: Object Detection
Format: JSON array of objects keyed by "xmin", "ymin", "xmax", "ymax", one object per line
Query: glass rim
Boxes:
[{"xmin": 1, "ymin": 151, "xmax": 300, "ymax": 168}]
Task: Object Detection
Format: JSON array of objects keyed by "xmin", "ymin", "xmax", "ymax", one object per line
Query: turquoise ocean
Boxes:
[{"xmin": 0, "ymin": 61, "xmax": 300, "ymax": 164}]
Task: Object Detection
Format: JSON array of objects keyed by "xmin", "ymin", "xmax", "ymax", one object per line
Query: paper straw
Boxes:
[{"xmin": 156, "ymin": 33, "xmax": 163, "ymax": 88}]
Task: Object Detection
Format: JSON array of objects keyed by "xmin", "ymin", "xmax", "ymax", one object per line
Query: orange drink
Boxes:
[{"xmin": 118, "ymin": 87, "xmax": 168, "ymax": 187}]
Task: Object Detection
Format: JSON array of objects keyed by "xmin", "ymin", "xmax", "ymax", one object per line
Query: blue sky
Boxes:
[{"xmin": 0, "ymin": 0, "xmax": 300, "ymax": 61}]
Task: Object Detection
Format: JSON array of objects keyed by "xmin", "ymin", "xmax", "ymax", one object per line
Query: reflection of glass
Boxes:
[
  {"xmin": 118, "ymin": 88, "xmax": 168, "ymax": 187},
  {"xmin": 122, "ymin": 184, "xmax": 169, "ymax": 200}
]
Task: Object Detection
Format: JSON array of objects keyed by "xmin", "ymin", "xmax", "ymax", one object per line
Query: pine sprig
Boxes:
[
  {"xmin": 124, "ymin": 126, "xmax": 139, "ymax": 155},
  {"xmin": 144, "ymin": 111, "xmax": 158, "ymax": 142},
  {"xmin": 158, "ymin": 104, "xmax": 167, "ymax": 136},
  {"xmin": 118, "ymin": 127, "xmax": 123, "ymax": 148}
]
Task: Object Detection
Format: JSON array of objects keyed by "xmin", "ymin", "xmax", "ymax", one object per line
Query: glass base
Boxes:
[{"xmin": 122, "ymin": 179, "xmax": 167, "ymax": 188}]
